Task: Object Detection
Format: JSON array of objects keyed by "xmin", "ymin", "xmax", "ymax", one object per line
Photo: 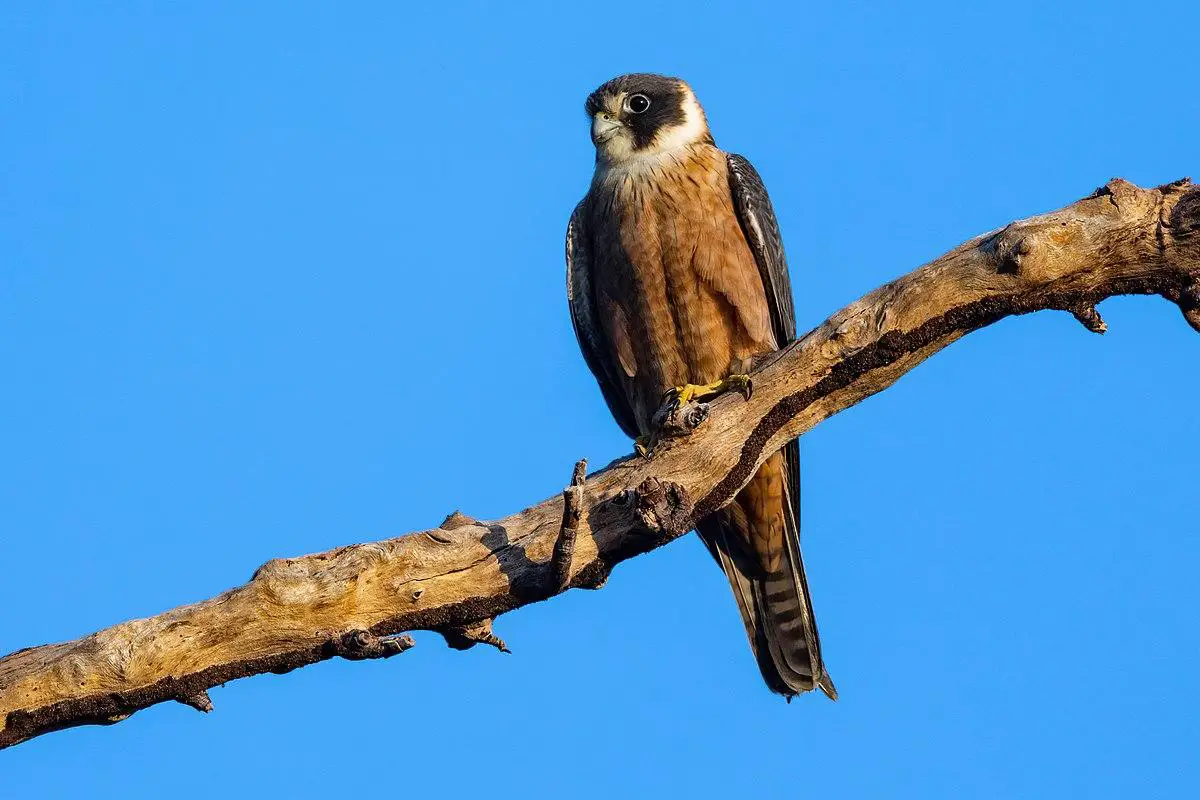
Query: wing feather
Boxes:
[
  {"xmin": 727, "ymin": 153, "xmax": 796, "ymax": 345},
  {"xmin": 566, "ymin": 202, "xmax": 639, "ymax": 439}
]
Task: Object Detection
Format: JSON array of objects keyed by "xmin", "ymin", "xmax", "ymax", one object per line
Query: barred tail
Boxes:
[{"xmin": 698, "ymin": 441, "xmax": 835, "ymax": 699}]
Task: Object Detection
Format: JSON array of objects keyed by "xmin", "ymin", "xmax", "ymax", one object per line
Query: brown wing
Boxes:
[
  {"xmin": 566, "ymin": 201, "xmax": 639, "ymax": 439},
  {"xmin": 726, "ymin": 153, "xmax": 803, "ymax": 575},
  {"xmin": 727, "ymin": 153, "xmax": 795, "ymax": 344}
]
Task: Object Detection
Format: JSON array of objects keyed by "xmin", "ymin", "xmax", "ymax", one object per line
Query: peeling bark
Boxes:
[{"xmin": 1, "ymin": 178, "xmax": 1197, "ymax": 750}]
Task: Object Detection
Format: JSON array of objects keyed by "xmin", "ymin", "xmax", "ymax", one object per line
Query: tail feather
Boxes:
[{"xmin": 698, "ymin": 441, "xmax": 834, "ymax": 700}]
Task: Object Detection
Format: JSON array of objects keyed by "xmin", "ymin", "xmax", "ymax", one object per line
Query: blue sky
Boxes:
[{"xmin": 2, "ymin": 2, "xmax": 1197, "ymax": 796}]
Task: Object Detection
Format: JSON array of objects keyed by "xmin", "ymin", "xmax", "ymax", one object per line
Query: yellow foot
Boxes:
[{"xmin": 662, "ymin": 373, "xmax": 753, "ymax": 408}]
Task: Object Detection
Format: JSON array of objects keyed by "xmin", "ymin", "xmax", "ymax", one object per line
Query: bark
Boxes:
[{"xmin": 2, "ymin": 178, "xmax": 1197, "ymax": 750}]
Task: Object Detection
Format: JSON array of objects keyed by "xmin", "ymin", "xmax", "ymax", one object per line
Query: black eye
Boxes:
[{"xmin": 626, "ymin": 93, "xmax": 651, "ymax": 114}]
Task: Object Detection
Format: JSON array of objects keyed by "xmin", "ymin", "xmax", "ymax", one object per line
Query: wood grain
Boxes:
[{"xmin": 2, "ymin": 178, "xmax": 1196, "ymax": 750}]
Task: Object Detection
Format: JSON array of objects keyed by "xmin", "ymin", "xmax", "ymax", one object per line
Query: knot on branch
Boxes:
[
  {"xmin": 440, "ymin": 510, "xmax": 479, "ymax": 530},
  {"xmin": 573, "ymin": 565, "xmax": 609, "ymax": 590},
  {"xmin": 990, "ymin": 217, "xmax": 1089, "ymax": 282},
  {"xmin": 639, "ymin": 395, "xmax": 712, "ymax": 457},
  {"xmin": 633, "ymin": 477, "xmax": 691, "ymax": 538},
  {"xmin": 1159, "ymin": 279, "xmax": 1200, "ymax": 334},
  {"xmin": 991, "ymin": 226, "xmax": 1032, "ymax": 276},
  {"xmin": 651, "ymin": 400, "xmax": 711, "ymax": 439},
  {"xmin": 424, "ymin": 510, "xmax": 486, "ymax": 545},
  {"xmin": 1090, "ymin": 178, "xmax": 1142, "ymax": 206},
  {"xmin": 176, "ymin": 690, "xmax": 213, "ymax": 713},
  {"xmin": 327, "ymin": 630, "xmax": 414, "ymax": 661},
  {"xmin": 441, "ymin": 618, "xmax": 510, "ymax": 653},
  {"xmin": 1070, "ymin": 304, "xmax": 1107, "ymax": 334}
]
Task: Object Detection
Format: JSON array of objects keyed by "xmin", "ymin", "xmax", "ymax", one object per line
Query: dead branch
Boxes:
[
  {"xmin": 550, "ymin": 459, "xmax": 588, "ymax": 594},
  {"xmin": 1, "ymin": 177, "xmax": 1197, "ymax": 750}
]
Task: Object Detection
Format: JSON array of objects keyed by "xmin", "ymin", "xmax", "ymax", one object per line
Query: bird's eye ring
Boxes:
[{"xmin": 625, "ymin": 93, "xmax": 651, "ymax": 114}]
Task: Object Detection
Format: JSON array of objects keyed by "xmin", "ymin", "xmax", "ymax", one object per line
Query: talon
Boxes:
[
  {"xmin": 725, "ymin": 374, "xmax": 753, "ymax": 401},
  {"xmin": 634, "ymin": 435, "xmax": 653, "ymax": 458},
  {"xmin": 660, "ymin": 385, "xmax": 691, "ymax": 411}
]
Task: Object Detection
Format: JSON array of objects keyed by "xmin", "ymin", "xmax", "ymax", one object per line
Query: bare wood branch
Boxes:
[
  {"xmin": 2, "ymin": 177, "xmax": 1197, "ymax": 750},
  {"xmin": 176, "ymin": 690, "xmax": 214, "ymax": 714}
]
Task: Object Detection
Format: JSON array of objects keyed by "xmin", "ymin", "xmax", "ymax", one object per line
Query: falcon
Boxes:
[{"xmin": 566, "ymin": 73, "xmax": 836, "ymax": 700}]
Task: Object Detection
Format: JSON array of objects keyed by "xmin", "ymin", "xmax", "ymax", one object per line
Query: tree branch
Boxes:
[{"xmin": 2, "ymin": 177, "xmax": 1197, "ymax": 750}]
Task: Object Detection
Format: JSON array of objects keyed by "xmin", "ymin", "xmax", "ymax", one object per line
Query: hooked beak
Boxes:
[{"xmin": 591, "ymin": 113, "xmax": 623, "ymax": 145}]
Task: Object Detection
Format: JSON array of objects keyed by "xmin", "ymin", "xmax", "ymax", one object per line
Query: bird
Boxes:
[{"xmin": 566, "ymin": 73, "xmax": 836, "ymax": 700}]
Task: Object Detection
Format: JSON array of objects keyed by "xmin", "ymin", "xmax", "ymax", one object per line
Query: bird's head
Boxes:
[{"xmin": 585, "ymin": 73, "xmax": 712, "ymax": 166}]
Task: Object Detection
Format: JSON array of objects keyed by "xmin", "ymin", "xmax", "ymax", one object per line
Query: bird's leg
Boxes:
[{"xmin": 663, "ymin": 373, "xmax": 753, "ymax": 410}]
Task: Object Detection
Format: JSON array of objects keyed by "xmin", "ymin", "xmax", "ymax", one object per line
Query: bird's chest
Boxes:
[{"xmin": 588, "ymin": 156, "xmax": 773, "ymax": 403}]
